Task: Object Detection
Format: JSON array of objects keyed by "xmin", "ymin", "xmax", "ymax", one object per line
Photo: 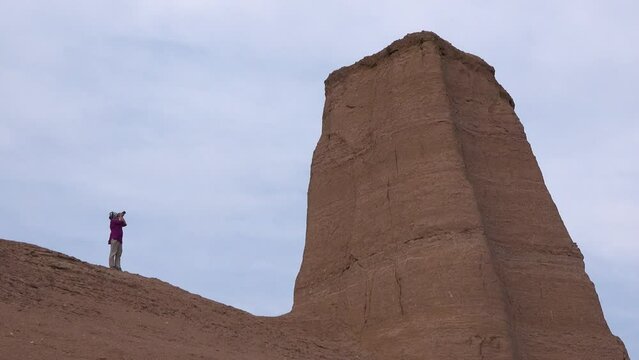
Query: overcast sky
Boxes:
[{"xmin": 1, "ymin": 0, "xmax": 637, "ymax": 356}]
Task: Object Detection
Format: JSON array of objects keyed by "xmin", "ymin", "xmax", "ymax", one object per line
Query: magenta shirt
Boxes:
[{"xmin": 109, "ymin": 219, "xmax": 127, "ymax": 243}]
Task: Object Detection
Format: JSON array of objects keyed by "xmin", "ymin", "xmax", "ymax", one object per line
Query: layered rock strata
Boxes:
[{"xmin": 293, "ymin": 31, "xmax": 628, "ymax": 360}]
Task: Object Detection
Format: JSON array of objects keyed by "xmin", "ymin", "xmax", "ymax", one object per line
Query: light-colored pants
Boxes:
[{"xmin": 109, "ymin": 240, "xmax": 122, "ymax": 269}]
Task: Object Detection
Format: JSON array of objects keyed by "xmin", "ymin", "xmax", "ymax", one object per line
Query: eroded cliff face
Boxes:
[{"xmin": 293, "ymin": 31, "xmax": 628, "ymax": 360}]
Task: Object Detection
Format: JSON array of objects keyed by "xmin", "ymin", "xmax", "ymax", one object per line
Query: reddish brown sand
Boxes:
[{"xmin": 0, "ymin": 32, "xmax": 629, "ymax": 360}]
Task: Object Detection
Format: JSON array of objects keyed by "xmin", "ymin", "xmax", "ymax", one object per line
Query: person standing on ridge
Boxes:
[{"xmin": 108, "ymin": 211, "xmax": 127, "ymax": 271}]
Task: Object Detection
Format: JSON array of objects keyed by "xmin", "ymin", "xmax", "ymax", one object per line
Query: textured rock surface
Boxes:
[
  {"xmin": 0, "ymin": 32, "xmax": 629, "ymax": 359},
  {"xmin": 293, "ymin": 31, "xmax": 629, "ymax": 359},
  {"xmin": 0, "ymin": 239, "xmax": 367, "ymax": 359}
]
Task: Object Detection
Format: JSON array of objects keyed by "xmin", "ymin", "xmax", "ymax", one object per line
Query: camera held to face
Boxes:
[{"xmin": 108, "ymin": 210, "xmax": 126, "ymax": 220}]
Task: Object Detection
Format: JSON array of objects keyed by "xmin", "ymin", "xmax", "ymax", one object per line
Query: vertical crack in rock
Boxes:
[
  {"xmin": 386, "ymin": 170, "xmax": 404, "ymax": 318},
  {"xmin": 363, "ymin": 273, "xmax": 374, "ymax": 326},
  {"xmin": 393, "ymin": 146, "xmax": 399, "ymax": 176},
  {"xmin": 386, "ymin": 174, "xmax": 404, "ymax": 317},
  {"xmin": 393, "ymin": 261, "xmax": 405, "ymax": 317}
]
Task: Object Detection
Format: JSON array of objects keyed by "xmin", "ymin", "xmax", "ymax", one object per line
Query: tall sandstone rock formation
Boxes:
[{"xmin": 293, "ymin": 31, "xmax": 628, "ymax": 359}]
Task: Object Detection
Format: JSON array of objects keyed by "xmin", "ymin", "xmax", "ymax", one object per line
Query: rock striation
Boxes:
[
  {"xmin": 293, "ymin": 31, "xmax": 629, "ymax": 359},
  {"xmin": 0, "ymin": 32, "xmax": 629, "ymax": 359}
]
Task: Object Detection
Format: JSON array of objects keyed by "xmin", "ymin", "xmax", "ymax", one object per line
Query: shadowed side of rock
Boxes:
[{"xmin": 440, "ymin": 39, "xmax": 629, "ymax": 359}]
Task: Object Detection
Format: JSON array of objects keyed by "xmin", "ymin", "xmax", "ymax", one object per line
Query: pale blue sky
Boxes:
[{"xmin": 1, "ymin": 0, "xmax": 636, "ymax": 356}]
